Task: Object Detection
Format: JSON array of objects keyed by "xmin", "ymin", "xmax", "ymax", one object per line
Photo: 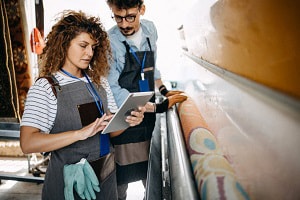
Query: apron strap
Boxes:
[
  {"xmin": 37, "ymin": 75, "xmax": 61, "ymax": 98},
  {"xmin": 146, "ymin": 37, "xmax": 152, "ymax": 51},
  {"xmin": 122, "ymin": 41, "xmax": 135, "ymax": 64},
  {"xmin": 122, "ymin": 41, "xmax": 130, "ymax": 53}
]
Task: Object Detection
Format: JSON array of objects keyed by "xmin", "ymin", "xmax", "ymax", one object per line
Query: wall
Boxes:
[{"xmin": 182, "ymin": 0, "xmax": 300, "ymax": 99}]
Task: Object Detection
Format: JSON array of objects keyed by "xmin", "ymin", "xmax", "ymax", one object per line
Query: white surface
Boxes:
[{"xmin": 127, "ymin": 181, "xmax": 145, "ymax": 200}]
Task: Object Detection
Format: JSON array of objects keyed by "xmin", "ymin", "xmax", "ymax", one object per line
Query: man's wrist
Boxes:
[
  {"xmin": 159, "ymin": 84, "xmax": 169, "ymax": 96},
  {"xmin": 156, "ymin": 99, "xmax": 169, "ymax": 113},
  {"xmin": 153, "ymin": 103, "xmax": 156, "ymax": 112}
]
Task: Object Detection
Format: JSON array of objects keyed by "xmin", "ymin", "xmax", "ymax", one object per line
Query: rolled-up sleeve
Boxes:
[
  {"xmin": 107, "ymin": 63, "xmax": 130, "ymax": 107},
  {"xmin": 107, "ymin": 37, "xmax": 130, "ymax": 107}
]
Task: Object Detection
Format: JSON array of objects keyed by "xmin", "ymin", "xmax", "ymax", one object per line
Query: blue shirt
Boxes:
[{"xmin": 108, "ymin": 19, "xmax": 161, "ymax": 107}]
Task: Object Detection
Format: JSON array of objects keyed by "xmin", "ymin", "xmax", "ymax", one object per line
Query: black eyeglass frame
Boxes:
[{"xmin": 111, "ymin": 11, "xmax": 139, "ymax": 23}]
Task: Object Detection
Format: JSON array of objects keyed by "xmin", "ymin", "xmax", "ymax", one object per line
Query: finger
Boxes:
[
  {"xmin": 174, "ymin": 90, "xmax": 184, "ymax": 93},
  {"xmin": 104, "ymin": 114, "xmax": 113, "ymax": 121},
  {"xmin": 125, "ymin": 117, "xmax": 134, "ymax": 124},
  {"xmin": 130, "ymin": 111, "xmax": 143, "ymax": 118},
  {"xmin": 64, "ymin": 186, "xmax": 74, "ymax": 200},
  {"xmin": 85, "ymin": 176, "xmax": 96, "ymax": 200},
  {"xmin": 126, "ymin": 117, "xmax": 142, "ymax": 126},
  {"xmin": 92, "ymin": 184, "xmax": 100, "ymax": 193},
  {"xmin": 175, "ymin": 97, "xmax": 186, "ymax": 101},
  {"xmin": 75, "ymin": 167, "xmax": 86, "ymax": 195},
  {"xmin": 91, "ymin": 115, "xmax": 107, "ymax": 128},
  {"xmin": 126, "ymin": 115, "xmax": 141, "ymax": 122},
  {"xmin": 166, "ymin": 91, "xmax": 182, "ymax": 97},
  {"xmin": 138, "ymin": 106, "xmax": 146, "ymax": 113},
  {"xmin": 171, "ymin": 94, "xmax": 187, "ymax": 101},
  {"xmin": 100, "ymin": 120, "xmax": 109, "ymax": 127},
  {"xmin": 75, "ymin": 187, "xmax": 86, "ymax": 199},
  {"xmin": 93, "ymin": 117, "xmax": 108, "ymax": 131},
  {"xmin": 83, "ymin": 162, "xmax": 99, "ymax": 185},
  {"xmin": 63, "ymin": 166, "xmax": 75, "ymax": 200},
  {"xmin": 128, "ymin": 122, "xmax": 138, "ymax": 127},
  {"xmin": 99, "ymin": 113, "xmax": 107, "ymax": 122},
  {"xmin": 178, "ymin": 95, "xmax": 188, "ymax": 101},
  {"xmin": 83, "ymin": 188, "xmax": 92, "ymax": 200}
]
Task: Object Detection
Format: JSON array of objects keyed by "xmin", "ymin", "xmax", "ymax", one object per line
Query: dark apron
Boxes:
[
  {"xmin": 41, "ymin": 79, "xmax": 117, "ymax": 200},
  {"xmin": 110, "ymin": 38, "xmax": 156, "ymax": 185}
]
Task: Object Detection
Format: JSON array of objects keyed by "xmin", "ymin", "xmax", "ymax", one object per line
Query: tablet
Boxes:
[{"xmin": 102, "ymin": 91, "xmax": 154, "ymax": 134}]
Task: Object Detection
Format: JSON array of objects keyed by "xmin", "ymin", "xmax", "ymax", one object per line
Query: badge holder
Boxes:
[{"xmin": 139, "ymin": 73, "xmax": 150, "ymax": 92}]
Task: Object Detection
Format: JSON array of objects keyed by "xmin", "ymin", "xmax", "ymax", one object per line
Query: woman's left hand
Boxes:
[{"xmin": 125, "ymin": 106, "xmax": 146, "ymax": 126}]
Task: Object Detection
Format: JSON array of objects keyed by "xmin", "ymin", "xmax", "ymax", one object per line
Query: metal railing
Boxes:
[
  {"xmin": 146, "ymin": 106, "xmax": 199, "ymax": 200},
  {"xmin": 166, "ymin": 107, "xmax": 199, "ymax": 200}
]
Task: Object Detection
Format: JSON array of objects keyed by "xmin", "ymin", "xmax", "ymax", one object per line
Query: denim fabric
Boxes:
[{"xmin": 107, "ymin": 19, "xmax": 161, "ymax": 107}]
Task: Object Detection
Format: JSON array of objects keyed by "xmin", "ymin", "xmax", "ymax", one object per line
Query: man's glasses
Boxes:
[{"xmin": 112, "ymin": 12, "xmax": 139, "ymax": 23}]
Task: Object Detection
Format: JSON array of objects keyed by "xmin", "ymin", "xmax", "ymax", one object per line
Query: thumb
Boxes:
[
  {"xmin": 63, "ymin": 165, "xmax": 75, "ymax": 200},
  {"xmin": 83, "ymin": 161, "xmax": 99, "ymax": 186},
  {"xmin": 167, "ymin": 96, "xmax": 178, "ymax": 108}
]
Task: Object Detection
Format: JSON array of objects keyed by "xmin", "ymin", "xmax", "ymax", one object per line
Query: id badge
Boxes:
[{"xmin": 139, "ymin": 79, "xmax": 150, "ymax": 92}]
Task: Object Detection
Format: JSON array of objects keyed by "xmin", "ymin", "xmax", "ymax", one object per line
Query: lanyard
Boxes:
[
  {"xmin": 60, "ymin": 69, "xmax": 104, "ymax": 115},
  {"xmin": 129, "ymin": 47, "xmax": 147, "ymax": 80}
]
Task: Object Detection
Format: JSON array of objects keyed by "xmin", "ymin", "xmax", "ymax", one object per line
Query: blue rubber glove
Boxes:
[
  {"xmin": 82, "ymin": 160, "xmax": 100, "ymax": 200},
  {"xmin": 63, "ymin": 161, "xmax": 86, "ymax": 200}
]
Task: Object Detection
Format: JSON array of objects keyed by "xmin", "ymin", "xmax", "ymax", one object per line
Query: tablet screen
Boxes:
[{"xmin": 102, "ymin": 91, "xmax": 154, "ymax": 134}]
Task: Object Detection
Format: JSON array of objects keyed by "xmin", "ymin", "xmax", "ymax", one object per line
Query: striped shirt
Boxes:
[{"xmin": 20, "ymin": 72, "xmax": 118, "ymax": 133}]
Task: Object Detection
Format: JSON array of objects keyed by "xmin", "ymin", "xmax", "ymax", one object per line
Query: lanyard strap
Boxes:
[
  {"xmin": 129, "ymin": 47, "xmax": 147, "ymax": 72},
  {"xmin": 82, "ymin": 73, "xmax": 109, "ymax": 156},
  {"xmin": 83, "ymin": 73, "xmax": 104, "ymax": 115},
  {"xmin": 60, "ymin": 69, "xmax": 104, "ymax": 115}
]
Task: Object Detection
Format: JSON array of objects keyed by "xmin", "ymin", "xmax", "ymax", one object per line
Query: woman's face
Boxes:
[{"xmin": 63, "ymin": 32, "xmax": 98, "ymax": 74}]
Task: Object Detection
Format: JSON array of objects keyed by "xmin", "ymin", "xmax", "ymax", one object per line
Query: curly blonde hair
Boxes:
[{"xmin": 39, "ymin": 10, "xmax": 111, "ymax": 85}]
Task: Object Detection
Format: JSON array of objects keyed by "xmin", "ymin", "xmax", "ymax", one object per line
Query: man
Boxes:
[{"xmin": 106, "ymin": 0, "xmax": 187, "ymax": 199}]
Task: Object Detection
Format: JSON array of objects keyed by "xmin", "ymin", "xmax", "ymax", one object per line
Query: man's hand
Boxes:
[
  {"xmin": 158, "ymin": 83, "xmax": 184, "ymax": 97},
  {"xmin": 156, "ymin": 93, "xmax": 188, "ymax": 113},
  {"xmin": 167, "ymin": 93, "xmax": 187, "ymax": 108},
  {"xmin": 125, "ymin": 106, "xmax": 146, "ymax": 126},
  {"xmin": 165, "ymin": 90, "xmax": 183, "ymax": 97}
]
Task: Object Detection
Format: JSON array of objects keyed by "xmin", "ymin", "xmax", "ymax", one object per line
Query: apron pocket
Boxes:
[{"xmin": 89, "ymin": 152, "xmax": 115, "ymax": 182}]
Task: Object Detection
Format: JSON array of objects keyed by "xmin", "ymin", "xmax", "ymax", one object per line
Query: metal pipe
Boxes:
[{"xmin": 166, "ymin": 107, "xmax": 199, "ymax": 200}]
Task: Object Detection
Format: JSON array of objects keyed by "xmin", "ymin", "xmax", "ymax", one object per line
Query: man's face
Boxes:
[{"xmin": 111, "ymin": 5, "xmax": 145, "ymax": 36}]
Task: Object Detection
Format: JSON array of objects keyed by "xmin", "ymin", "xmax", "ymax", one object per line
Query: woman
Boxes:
[{"xmin": 20, "ymin": 10, "xmax": 145, "ymax": 200}]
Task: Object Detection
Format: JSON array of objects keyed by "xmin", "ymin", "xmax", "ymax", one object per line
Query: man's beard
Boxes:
[{"xmin": 120, "ymin": 27, "xmax": 135, "ymax": 36}]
